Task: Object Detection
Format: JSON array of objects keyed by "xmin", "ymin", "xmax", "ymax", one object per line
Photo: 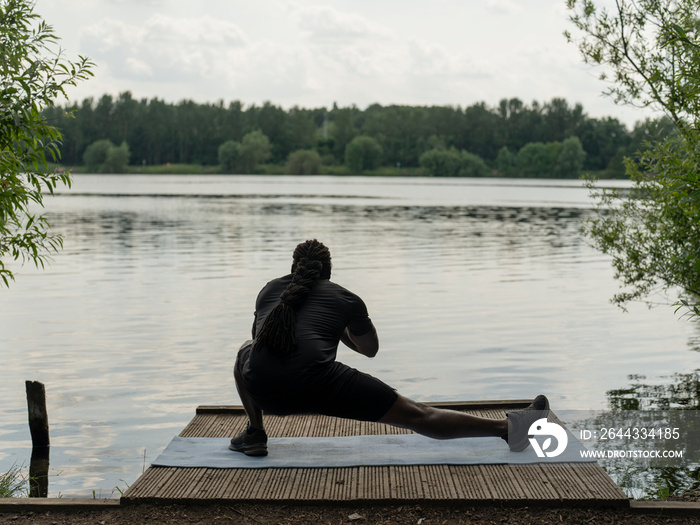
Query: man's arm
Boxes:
[{"xmin": 341, "ymin": 325, "xmax": 379, "ymax": 358}]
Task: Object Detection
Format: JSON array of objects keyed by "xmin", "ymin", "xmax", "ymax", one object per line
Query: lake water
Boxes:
[{"xmin": 1, "ymin": 174, "xmax": 697, "ymax": 497}]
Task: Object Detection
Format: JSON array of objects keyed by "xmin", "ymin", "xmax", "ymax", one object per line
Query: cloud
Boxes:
[
  {"xmin": 125, "ymin": 57, "xmax": 153, "ymax": 78},
  {"xmin": 76, "ymin": 10, "xmax": 323, "ymax": 104},
  {"xmin": 407, "ymin": 40, "xmax": 493, "ymax": 79},
  {"xmin": 293, "ymin": 4, "xmax": 392, "ymax": 42},
  {"xmin": 485, "ymin": 0, "xmax": 524, "ymax": 15},
  {"xmin": 80, "ymin": 14, "xmax": 248, "ymax": 82},
  {"xmin": 221, "ymin": 41, "xmax": 311, "ymax": 101},
  {"xmin": 106, "ymin": 0, "xmax": 168, "ymax": 3},
  {"xmin": 280, "ymin": 3, "xmax": 401, "ymax": 84}
]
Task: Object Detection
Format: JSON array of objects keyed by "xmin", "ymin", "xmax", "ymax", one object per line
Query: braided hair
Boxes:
[{"xmin": 254, "ymin": 239, "xmax": 332, "ymax": 357}]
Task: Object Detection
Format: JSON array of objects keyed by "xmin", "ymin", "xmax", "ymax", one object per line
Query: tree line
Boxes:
[{"xmin": 43, "ymin": 92, "xmax": 673, "ymax": 177}]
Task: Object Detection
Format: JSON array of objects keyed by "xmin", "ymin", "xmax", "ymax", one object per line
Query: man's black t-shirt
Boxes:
[
  {"xmin": 238, "ymin": 274, "xmax": 397, "ymax": 421},
  {"xmin": 242, "ymin": 275, "xmax": 374, "ymax": 398}
]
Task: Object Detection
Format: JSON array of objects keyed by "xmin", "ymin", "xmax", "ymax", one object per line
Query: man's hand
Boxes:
[{"xmin": 341, "ymin": 326, "xmax": 379, "ymax": 358}]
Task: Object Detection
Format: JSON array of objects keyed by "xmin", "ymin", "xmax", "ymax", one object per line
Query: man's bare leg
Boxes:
[{"xmin": 379, "ymin": 395, "xmax": 507, "ymax": 439}]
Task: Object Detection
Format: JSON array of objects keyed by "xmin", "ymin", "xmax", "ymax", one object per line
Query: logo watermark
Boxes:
[
  {"xmin": 527, "ymin": 418, "xmax": 569, "ymax": 458},
  {"xmin": 551, "ymin": 409, "xmax": 698, "ymax": 468}
]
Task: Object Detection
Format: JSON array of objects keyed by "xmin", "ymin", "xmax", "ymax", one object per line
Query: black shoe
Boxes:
[
  {"xmin": 229, "ymin": 424, "xmax": 268, "ymax": 456},
  {"xmin": 503, "ymin": 395, "xmax": 550, "ymax": 452}
]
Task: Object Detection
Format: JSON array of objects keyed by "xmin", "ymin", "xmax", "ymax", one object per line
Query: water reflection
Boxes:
[
  {"xmin": 49, "ymin": 200, "xmax": 591, "ymax": 273},
  {"xmin": 608, "ymin": 371, "xmax": 700, "ymax": 410},
  {"xmin": 564, "ymin": 371, "xmax": 700, "ymax": 499}
]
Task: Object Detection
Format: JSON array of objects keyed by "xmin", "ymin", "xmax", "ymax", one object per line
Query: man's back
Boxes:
[{"xmin": 244, "ymin": 275, "xmax": 373, "ymax": 390}]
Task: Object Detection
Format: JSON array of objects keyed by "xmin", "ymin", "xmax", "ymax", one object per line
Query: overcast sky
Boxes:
[{"xmin": 35, "ymin": 0, "xmax": 657, "ymax": 127}]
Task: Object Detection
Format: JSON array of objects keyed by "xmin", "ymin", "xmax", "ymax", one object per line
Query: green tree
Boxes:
[
  {"xmin": 285, "ymin": 149, "xmax": 321, "ymax": 175},
  {"xmin": 459, "ymin": 102, "xmax": 502, "ymax": 160},
  {"xmin": 458, "ymin": 151, "xmax": 490, "ymax": 177},
  {"xmin": 515, "ymin": 142, "xmax": 549, "ymax": 177},
  {"xmin": 543, "ymin": 141, "xmax": 563, "ymax": 176},
  {"xmin": 419, "ymin": 147, "xmax": 462, "ymax": 177},
  {"xmin": 0, "ymin": 0, "xmax": 93, "ymax": 286},
  {"xmin": 554, "ymin": 136, "xmax": 586, "ymax": 177},
  {"xmin": 284, "ymin": 108, "xmax": 317, "ymax": 157},
  {"xmin": 542, "ymin": 98, "xmax": 585, "ymax": 141},
  {"xmin": 83, "ymin": 139, "xmax": 112, "ymax": 172},
  {"xmin": 218, "ymin": 140, "xmax": 240, "ymax": 173},
  {"xmin": 103, "ymin": 141, "xmax": 130, "ymax": 173},
  {"xmin": 49, "ymin": 96, "xmax": 637, "ymax": 176},
  {"xmin": 238, "ymin": 130, "xmax": 272, "ymax": 173},
  {"xmin": 418, "ymin": 147, "xmax": 488, "ymax": 177},
  {"xmin": 330, "ymin": 105, "xmax": 357, "ymax": 162},
  {"xmin": 576, "ymin": 116, "xmax": 630, "ymax": 171},
  {"xmin": 567, "ymin": 0, "xmax": 700, "ymax": 316},
  {"xmin": 83, "ymin": 139, "xmax": 130, "ymax": 173},
  {"xmin": 584, "ymin": 134, "xmax": 700, "ymax": 313},
  {"xmin": 496, "ymin": 146, "xmax": 516, "ymax": 177},
  {"xmin": 566, "ymin": 0, "xmax": 700, "ymax": 132},
  {"xmin": 247, "ymin": 102, "xmax": 286, "ymax": 163},
  {"xmin": 344, "ymin": 135, "xmax": 383, "ymax": 173}
]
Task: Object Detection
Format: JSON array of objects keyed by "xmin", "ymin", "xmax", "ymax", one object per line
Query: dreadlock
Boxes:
[{"xmin": 254, "ymin": 239, "xmax": 332, "ymax": 357}]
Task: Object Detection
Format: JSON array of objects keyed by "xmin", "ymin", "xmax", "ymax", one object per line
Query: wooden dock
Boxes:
[{"xmin": 121, "ymin": 401, "xmax": 629, "ymax": 507}]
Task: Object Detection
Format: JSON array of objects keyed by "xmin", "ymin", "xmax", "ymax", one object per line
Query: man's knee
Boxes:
[
  {"xmin": 234, "ymin": 339, "xmax": 253, "ymax": 382},
  {"xmin": 234, "ymin": 365, "xmax": 245, "ymax": 386}
]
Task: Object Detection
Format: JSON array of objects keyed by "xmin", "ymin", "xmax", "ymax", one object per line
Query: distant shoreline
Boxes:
[{"xmin": 52, "ymin": 163, "xmax": 620, "ymax": 180}]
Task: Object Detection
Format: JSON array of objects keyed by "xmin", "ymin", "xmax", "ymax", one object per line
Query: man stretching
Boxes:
[{"xmin": 231, "ymin": 239, "xmax": 548, "ymax": 456}]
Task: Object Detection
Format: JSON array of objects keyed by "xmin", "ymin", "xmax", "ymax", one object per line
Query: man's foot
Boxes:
[
  {"xmin": 229, "ymin": 424, "xmax": 268, "ymax": 456},
  {"xmin": 503, "ymin": 395, "xmax": 550, "ymax": 452}
]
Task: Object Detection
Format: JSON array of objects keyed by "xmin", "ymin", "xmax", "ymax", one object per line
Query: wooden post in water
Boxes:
[
  {"xmin": 26, "ymin": 381, "xmax": 50, "ymax": 447},
  {"xmin": 25, "ymin": 380, "xmax": 50, "ymax": 497}
]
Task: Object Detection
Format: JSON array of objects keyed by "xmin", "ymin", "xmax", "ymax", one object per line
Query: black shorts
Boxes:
[{"xmin": 235, "ymin": 341, "xmax": 398, "ymax": 422}]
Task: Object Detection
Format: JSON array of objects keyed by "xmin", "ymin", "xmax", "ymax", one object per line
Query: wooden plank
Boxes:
[
  {"xmin": 0, "ymin": 498, "xmax": 119, "ymax": 511},
  {"xmin": 515, "ymin": 465, "xmax": 563, "ymax": 501},
  {"xmin": 124, "ymin": 465, "xmax": 628, "ymax": 504},
  {"xmin": 201, "ymin": 469, "xmax": 231, "ymax": 500},
  {"xmin": 630, "ymin": 500, "xmax": 700, "ymax": 516},
  {"xmin": 448, "ymin": 464, "xmax": 491, "ymax": 500}
]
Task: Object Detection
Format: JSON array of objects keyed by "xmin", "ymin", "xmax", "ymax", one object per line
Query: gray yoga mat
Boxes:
[{"xmin": 152, "ymin": 431, "xmax": 595, "ymax": 469}]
